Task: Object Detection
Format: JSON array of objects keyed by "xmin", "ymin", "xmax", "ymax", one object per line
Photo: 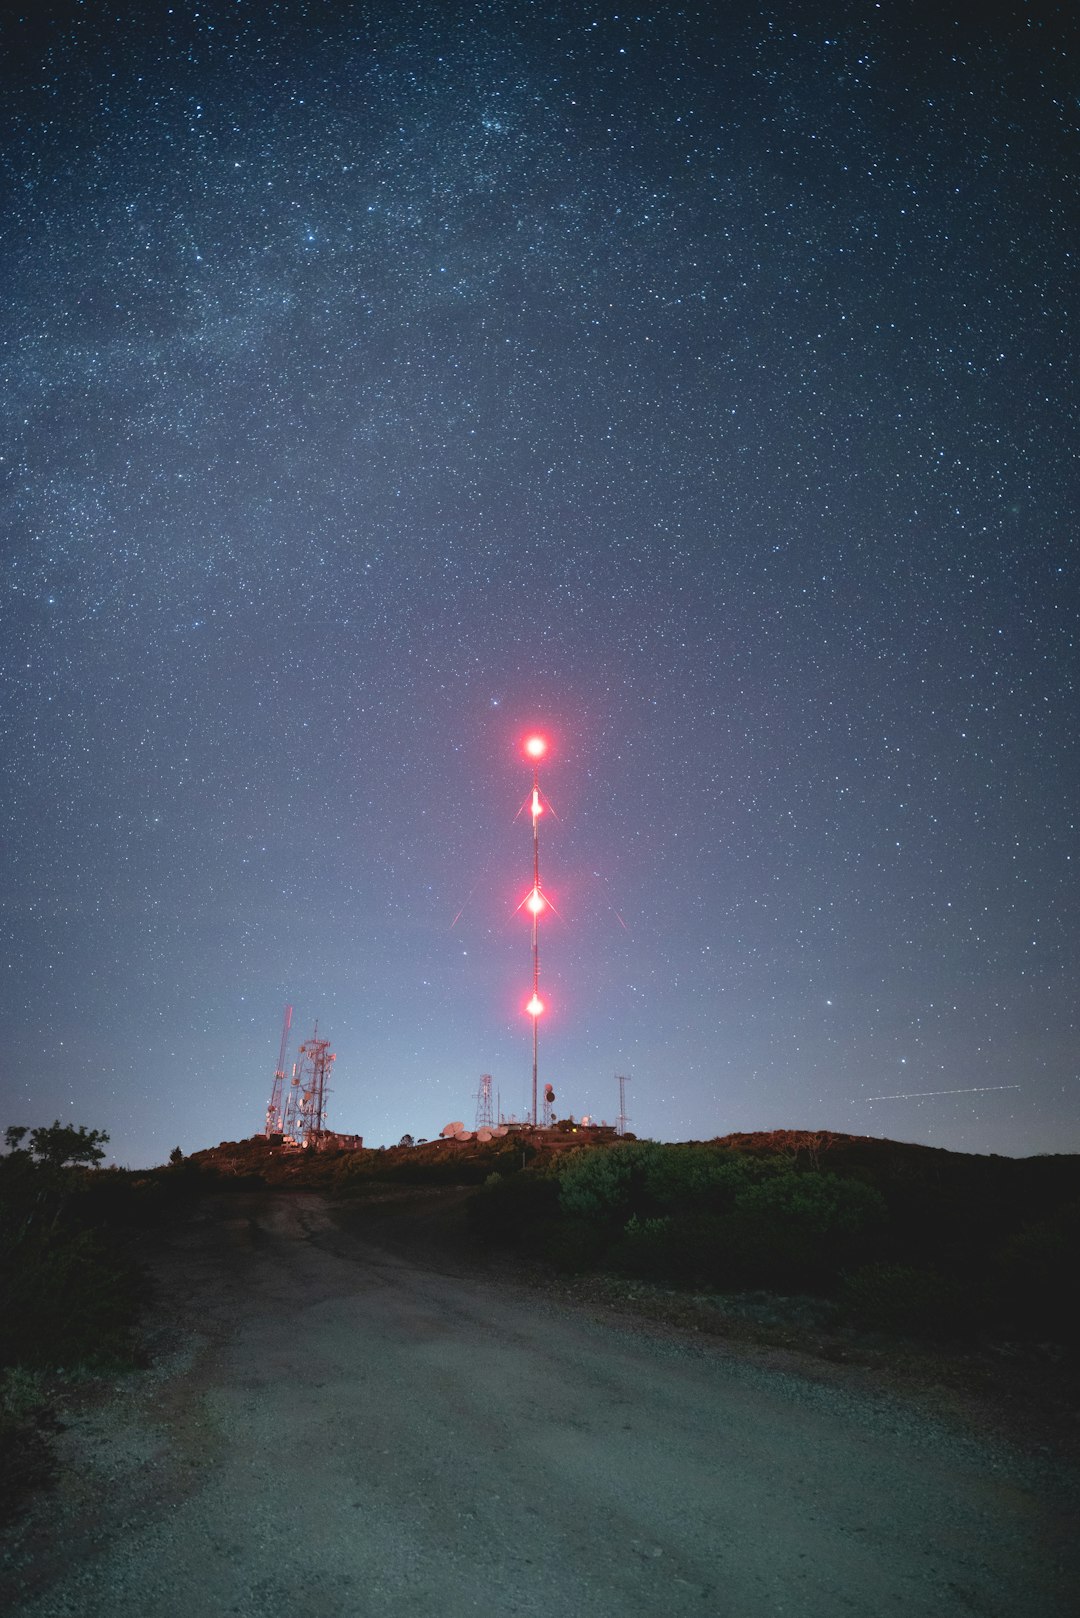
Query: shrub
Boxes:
[
  {"xmin": 719, "ymin": 1170, "xmax": 887, "ymax": 1288},
  {"xmin": 557, "ymin": 1141, "xmax": 657, "ymax": 1222},
  {"xmin": 610, "ymin": 1214, "xmax": 679, "ymax": 1280},
  {"xmin": 0, "ymin": 1221, "xmax": 141, "ymax": 1368},
  {"xmin": 0, "ymin": 1367, "xmax": 55, "ymax": 1514},
  {"xmin": 542, "ymin": 1215, "xmax": 611, "ymax": 1272},
  {"xmin": 556, "ymin": 1141, "xmax": 760, "ymax": 1224},
  {"xmin": 993, "ymin": 1201, "xmax": 1080, "ymax": 1342},
  {"xmin": 839, "ymin": 1263, "xmax": 985, "ymax": 1338},
  {"xmin": 639, "ymin": 1145, "xmax": 777, "ymax": 1214},
  {"xmin": 466, "ymin": 1168, "xmax": 560, "ymax": 1248},
  {"xmin": 0, "ymin": 1127, "xmax": 144, "ymax": 1369}
]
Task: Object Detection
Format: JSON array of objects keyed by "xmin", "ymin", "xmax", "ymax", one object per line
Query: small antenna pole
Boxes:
[{"xmin": 616, "ymin": 1073, "xmax": 631, "ymax": 1137}]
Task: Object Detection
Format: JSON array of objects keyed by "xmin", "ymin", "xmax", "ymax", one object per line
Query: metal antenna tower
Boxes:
[
  {"xmin": 285, "ymin": 1025, "xmax": 335, "ymax": 1147},
  {"xmin": 264, "ymin": 1004, "xmax": 293, "ymax": 1136},
  {"xmin": 520, "ymin": 734, "xmax": 550, "ymax": 1126},
  {"xmin": 281, "ymin": 1057, "xmax": 301, "ymax": 1142},
  {"xmin": 616, "ymin": 1073, "xmax": 631, "ymax": 1137},
  {"xmin": 475, "ymin": 1073, "xmax": 494, "ymax": 1130}
]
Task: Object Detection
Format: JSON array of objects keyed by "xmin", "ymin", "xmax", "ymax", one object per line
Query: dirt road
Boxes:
[{"xmin": 2, "ymin": 1191, "xmax": 1077, "ymax": 1616}]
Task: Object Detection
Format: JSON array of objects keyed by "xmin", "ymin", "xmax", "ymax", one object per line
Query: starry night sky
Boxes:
[{"xmin": 2, "ymin": 2, "xmax": 1076, "ymax": 1166}]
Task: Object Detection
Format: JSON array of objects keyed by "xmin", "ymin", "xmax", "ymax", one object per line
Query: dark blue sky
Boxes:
[{"xmin": 2, "ymin": 1, "xmax": 1076, "ymax": 1165}]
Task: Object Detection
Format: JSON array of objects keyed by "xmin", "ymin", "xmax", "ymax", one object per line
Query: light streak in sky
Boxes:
[
  {"xmin": 448, "ymin": 896, "xmax": 470, "ymax": 930},
  {"xmin": 592, "ymin": 870, "xmax": 629, "ymax": 931},
  {"xmin": 859, "ymin": 1085, "xmax": 1022, "ymax": 1102}
]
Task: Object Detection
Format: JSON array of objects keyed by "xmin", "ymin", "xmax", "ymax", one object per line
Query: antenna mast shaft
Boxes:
[
  {"xmin": 520, "ymin": 734, "xmax": 551, "ymax": 1128},
  {"xmin": 531, "ymin": 757, "xmax": 541, "ymax": 1127},
  {"xmin": 265, "ymin": 1004, "xmax": 293, "ymax": 1136}
]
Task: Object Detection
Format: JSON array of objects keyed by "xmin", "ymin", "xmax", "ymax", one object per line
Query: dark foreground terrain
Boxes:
[{"xmin": 2, "ymin": 1188, "xmax": 1077, "ymax": 1617}]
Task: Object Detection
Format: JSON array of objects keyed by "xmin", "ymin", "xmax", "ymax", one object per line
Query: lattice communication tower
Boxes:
[
  {"xmin": 281, "ymin": 1027, "xmax": 336, "ymax": 1147},
  {"xmin": 475, "ymin": 1073, "xmax": 494, "ymax": 1130}
]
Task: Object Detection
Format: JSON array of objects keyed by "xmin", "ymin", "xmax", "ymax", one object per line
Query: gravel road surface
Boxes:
[{"xmin": 2, "ymin": 1190, "xmax": 1076, "ymax": 1617}]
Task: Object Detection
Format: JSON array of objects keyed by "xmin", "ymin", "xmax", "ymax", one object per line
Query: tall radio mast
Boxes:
[
  {"xmin": 264, "ymin": 1004, "xmax": 293, "ymax": 1136},
  {"xmin": 520, "ymin": 734, "xmax": 550, "ymax": 1126}
]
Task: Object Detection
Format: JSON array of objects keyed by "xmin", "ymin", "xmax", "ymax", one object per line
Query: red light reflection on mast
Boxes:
[{"xmin": 520, "ymin": 731, "xmax": 553, "ymax": 1124}]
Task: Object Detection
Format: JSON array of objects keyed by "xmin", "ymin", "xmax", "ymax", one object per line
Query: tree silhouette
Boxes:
[{"xmin": 24, "ymin": 1121, "xmax": 110, "ymax": 1170}]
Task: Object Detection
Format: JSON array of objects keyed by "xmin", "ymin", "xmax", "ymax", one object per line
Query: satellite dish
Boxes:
[
  {"xmin": 441, "ymin": 1121, "xmax": 465, "ymax": 1138},
  {"xmin": 454, "ymin": 1129, "xmax": 474, "ymax": 1142},
  {"xmin": 491, "ymin": 1126, "xmax": 508, "ymax": 1137},
  {"xmin": 476, "ymin": 1128, "xmax": 492, "ymax": 1142}
]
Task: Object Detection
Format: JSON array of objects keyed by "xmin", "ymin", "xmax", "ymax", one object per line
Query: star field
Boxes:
[{"xmin": 1, "ymin": 2, "xmax": 1076, "ymax": 1164}]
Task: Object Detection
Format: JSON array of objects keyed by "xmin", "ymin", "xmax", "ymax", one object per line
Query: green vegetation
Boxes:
[
  {"xmin": 467, "ymin": 1132, "xmax": 1080, "ymax": 1344},
  {"xmin": 0, "ymin": 1367, "xmax": 55, "ymax": 1513},
  {"xmin": 0, "ymin": 1123, "xmax": 144, "ymax": 1370},
  {"xmin": 3, "ymin": 1119, "xmax": 1073, "ymax": 1519},
  {"xmin": 178, "ymin": 1128, "xmax": 1080, "ymax": 1344},
  {"xmin": 5, "ymin": 1121, "xmax": 111, "ymax": 1171},
  {"xmin": 12, "ymin": 1121, "xmax": 1073, "ymax": 1379},
  {"xmin": 0, "ymin": 1121, "xmax": 165, "ymax": 1512},
  {"xmin": 183, "ymin": 1132, "xmax": 532, "ymax": 1191}
]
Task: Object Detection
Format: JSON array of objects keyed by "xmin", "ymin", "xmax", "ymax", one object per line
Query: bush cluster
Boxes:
[
  {"xmin": 0, "ymin": 1127, "xmax": 146, "ymax": 1370},
  {"xmin": 468, "ymin": 1137, "xmax": 1080, "ymax": 1343},
  {"xmin": 531, "ymin": 1142, "xmax": 885, "ymax": 1289}
]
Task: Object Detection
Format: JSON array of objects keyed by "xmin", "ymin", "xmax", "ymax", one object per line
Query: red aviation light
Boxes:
[
  {"xmin": 524, "ymin": 735, "xmax": 547, "ymax": 759},
  {"xmin": 526, "ymin": 993, "xmax": 545, "ymax": 1017},
  {"xmin": 526, "ymin": 886, "xmax": 546, "ymax": 916}
]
